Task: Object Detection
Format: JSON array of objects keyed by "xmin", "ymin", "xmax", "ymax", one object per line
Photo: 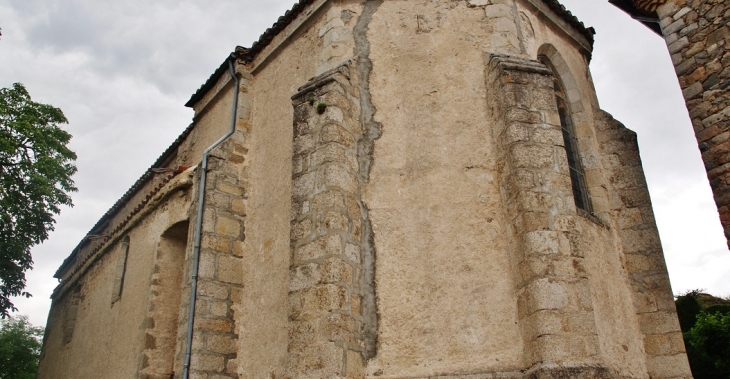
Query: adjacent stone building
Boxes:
[
  {"xmin": 37, "ymin": 1, "xmax": 694, "ymax": 378},
  {"xmin": 611, "ymin": 0, "xmax": 730, "ymax": 247}
]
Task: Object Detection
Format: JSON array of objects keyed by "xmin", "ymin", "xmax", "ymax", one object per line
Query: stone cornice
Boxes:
[{"xmin": 487, "ymin": 53, "xmax": 553, "ymax": 77}]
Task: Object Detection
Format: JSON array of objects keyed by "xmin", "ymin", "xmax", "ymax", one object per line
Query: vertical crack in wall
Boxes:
[
  {"xmin": 353, "ymin": 0, "xmax": 383, "ymax": 361},
  {"xmin": 511, "ymin": 0, "xmax": 527, "ymax": 55}
]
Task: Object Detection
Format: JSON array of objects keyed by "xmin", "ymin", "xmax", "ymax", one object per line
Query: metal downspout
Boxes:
[{"xmin": 182, "ymin": 55, "xmax": 240, "ymax": 379}]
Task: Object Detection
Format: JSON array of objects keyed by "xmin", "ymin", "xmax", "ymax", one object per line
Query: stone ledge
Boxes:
[
  {"xmin": 487, "ymin": 53, "xmax": 553, "ymax": 76},
  {"xmin": 363, "ymin": 365, "xmax": 628, "ymax": 379},
  {"xmin": 523, "ymin": 365, "xmax": 618, "ymax": 379},
  {"xmin": 292, "ymin": 60, "xmax": 354, "ymax": 102},
  {"xmin": 366, "ymin": 371, "xmax": 522, "ymax": 379}
]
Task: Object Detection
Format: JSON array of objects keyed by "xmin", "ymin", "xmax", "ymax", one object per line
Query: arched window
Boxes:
[{"xmin": 539, "ymin": 56, "xmax": 593, "ymax": 214}]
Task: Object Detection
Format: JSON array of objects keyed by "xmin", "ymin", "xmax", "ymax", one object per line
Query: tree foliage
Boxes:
[
  {"xmin": 0, "ymin": 83, "xmax": 77, "ymax": 317},
  {"xmin": 675, "ymin": 290, "xmax": 730, "ymax": 379},
  {"xmin": 0, "ymin": 315, "xmax": 44, "ymax": 379},
  {"xmin": 688, "ymin": 311, "xmax": 730, "ymax": 376}
]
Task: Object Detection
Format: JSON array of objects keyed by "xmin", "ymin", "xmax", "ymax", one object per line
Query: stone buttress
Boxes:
[
  {"xmin": 486, "ymin": 53, "xmax": 606, "ymax": 377},
  {"xmin": 174, "ymin": 67, "xmax": 253, "ymax": 379},
  {"xmin": 595, "ymin": 111, "xmax": 692, "ymax": 378},
  {"xmin": 289, "ymin": 63, "xmax": 370, "ymax": 378}
]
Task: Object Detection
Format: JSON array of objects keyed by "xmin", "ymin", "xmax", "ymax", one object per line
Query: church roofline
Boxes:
[
  {"xmin": 54, "ymin": 122, "xmax": 197, "ymax": 279},
  {"xmin": 185, "ymin": 0, "xmax": 318, "ymax": 108},
  {"xmin": 184, "ymin": 0, "xmax": 595, "ymax": 109},
  {"xmin": 540, "ymin": 0, "xmax": 596, "ymax": 45},
  {"xmin": 608, "ymin": 0, "xmax": 662, "ymax": 36}
]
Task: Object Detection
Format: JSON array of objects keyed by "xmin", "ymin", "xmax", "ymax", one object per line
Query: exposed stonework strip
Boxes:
[
  {"xmin": 595, "ymin": 110, "xmax": 692, "ymax": 379},
  {"xmin": 315, "ymin": 4, "xmax": 357, "ymax": 76},
  {"xmin": 486, "ymin": 54, "xmax": 604, "ymax": 371},
  {"xmin": 512, "ymin": 0, "xmax": 529, "ymax": 55},
  {"xmin": 655, "ymin": 0, "xmax": 730, "ymax": 247},
  {"xmin": 180, "ymin": 137, "xmax": 248, "ymax": 379},
  {"xmin": 177, "ymin": 68, "xmax": 253, "ymax": 379},
  {"xmin": 289, "ymin": 63, "xmax": 366, "ymax": 378}
]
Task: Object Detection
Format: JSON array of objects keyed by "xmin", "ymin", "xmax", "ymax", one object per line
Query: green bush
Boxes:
[
  {"xmin": 0, "ymin": 315, "xmax": 43, "ymax": 379},
  {"xmin": 687, "ymin": 311, "xmax": 730, "ymax": 377},
  {"xmin": 676, "ymin": 291, "xmax": 730, "ymax": 379}
]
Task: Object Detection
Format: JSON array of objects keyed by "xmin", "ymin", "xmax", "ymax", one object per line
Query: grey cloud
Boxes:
[{"xmin": 13, "ymin": 0, "xmax": 298, "ymax": 96}]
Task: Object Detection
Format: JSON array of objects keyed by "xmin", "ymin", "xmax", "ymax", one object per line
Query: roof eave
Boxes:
[{"xmin": 608, "ymin": 0, "xmax": 663, "ymax": 36}]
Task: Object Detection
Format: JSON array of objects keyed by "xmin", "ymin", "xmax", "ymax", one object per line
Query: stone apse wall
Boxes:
[
  {"xmin": 38, "ymin": 1, "xmax": 696, "ymax": 379},
  {"xmin": 272, "ymin": 50, "xmax": 692, "ymax": 379},
  {"xmin": 485, "ymin": 53, "xmax": 691, "ymax": 379}
]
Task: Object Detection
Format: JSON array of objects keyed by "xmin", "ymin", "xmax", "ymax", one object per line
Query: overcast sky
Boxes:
[{"xmin": 1, "ymin": 0, "xmax": 728, "ymax": 327}]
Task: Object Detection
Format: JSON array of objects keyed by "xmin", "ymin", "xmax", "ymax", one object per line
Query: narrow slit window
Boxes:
[
  {"xmin": 539, "ymin": 56, "xmax": 593, "ymax": 214},
  {"xmin": 63, "ymin": 288, "xmax": 80, "ymax": 344},
  {"xmin": 111, "ymin": 236, "xmax": 130, "ymax": 303}
]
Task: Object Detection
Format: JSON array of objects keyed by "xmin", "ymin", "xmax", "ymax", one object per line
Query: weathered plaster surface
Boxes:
[
  {"xmin": 39, "ymin": 2, "xmax": 692, "ymax": 379},
  {"xmin": 240, "ymin": 5, "xmax": 337, "ymax": 378},
  {"xmin": 37, "ymin": 190, "xmax": 192, "ymax": 379},
  {"xmin": 364, "ymin": 2, "xmax": 526, "ymax": 376}
]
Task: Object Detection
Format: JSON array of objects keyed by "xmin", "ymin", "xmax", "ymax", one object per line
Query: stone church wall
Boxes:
[
  {"xmin": 235, "ymin": 4, "xmax": 344, "ymax": 378},
  {"xmin": 37, "ymin": 175, "xmax": 193, "ymax": 378},
  {"xmin": 595, "ymin": 111, "xmax": 689, "ymax": 378},
  {"xmin": 38, "ymin": 1, "xmax": 694, "ymax": 378}
]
